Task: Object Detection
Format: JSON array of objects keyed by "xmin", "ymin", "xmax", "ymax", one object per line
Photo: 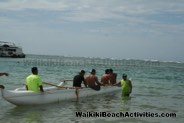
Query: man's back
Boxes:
[
  {"xmin": 109, "ymin": 73, "xmax": 117, "ymax": 84},
  {"xmin": 101, "ymin": 74, "xmax": 110, "ymax": 85},
  {"xmin": 85, "ymin": 74, "xmax": 98, "ymax": 87},
  {"xmin": 26, "ymin": 74, "xmax": 42, "ymax": 92},
  {"xmin": 73, "ymin": 74, "xmax": 84, "ymax": 87}
]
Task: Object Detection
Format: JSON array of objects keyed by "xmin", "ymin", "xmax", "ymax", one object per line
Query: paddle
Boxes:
[
  {"xmin": 64, "ymin": 79, "xmax": 73, "ymax": 81},
  {"xmin": 43, "ymin": 82, "xmax": 65, "ymax": 88},
  {"xmin": 60, "ymin": 79, "xmax": 73, "ymax": 83},
  {"xmin": 43, "ymin": 82, "xmax": 80, "ymax": 89}
]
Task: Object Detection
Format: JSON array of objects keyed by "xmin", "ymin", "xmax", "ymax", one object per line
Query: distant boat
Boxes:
[{"xmin": 0, "ymin": 41, "xmax": 25, "ymax": 58}]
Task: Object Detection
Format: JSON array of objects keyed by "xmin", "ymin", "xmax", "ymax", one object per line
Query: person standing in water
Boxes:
[
  {"xmin": 109, "ymin": 69, "xmax": 117, "ymax": 85},
  {"xmin": 116, "ymin": 74, "xmax": 132, "ymax": 97},
  {"xmin": 73, "ymin": 70, "xmax": 87, "ymax": 88},
  {"xmin": 101, "ymin": 69, "xmax": 110, "ymax": 85},
  {"xmin": 73, "ymin": 70, "xmax": 87, "ymax": 101}
]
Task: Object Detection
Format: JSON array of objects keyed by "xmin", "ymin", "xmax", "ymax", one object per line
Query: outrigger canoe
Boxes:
[{"xmin": 0, "ymin": 82, "xmax": 121, "ymax": 106}]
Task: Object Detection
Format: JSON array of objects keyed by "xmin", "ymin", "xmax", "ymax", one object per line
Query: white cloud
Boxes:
[
  {"xmin": 1, "ymin": 0, "xmax": 184, "ymax": 33},
  {"xmin": 0, "ymin": 0, "xmax": 184, "ymax": 60},
  {"xmin": 0, "ymin": 0, "xmax": 68, "ymax": 10},
  {"xmin": 1, "ymin": 0, "xmax": 184, "ymax": 22}
]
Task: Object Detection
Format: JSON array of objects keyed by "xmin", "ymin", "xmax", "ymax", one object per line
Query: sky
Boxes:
[{"xmin": 0, "ymin": 0, "xmax": 184, "ymax": 62}]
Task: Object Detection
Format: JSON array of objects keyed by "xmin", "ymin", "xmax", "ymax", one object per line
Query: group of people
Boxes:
[
  {"xmin": 73, "ymin": 69, "xmax": 117, "ymax": 88},
  {"xmin": 73, "ymin": 69, "xmax": 132, "ymax": 96},
  {"xmin": 1, "ymin": 67, "xmax": 132, "ymax": 97},
  {"xmin": 101, "ymin": 69, "xmax": 117, "ymax": 85}
]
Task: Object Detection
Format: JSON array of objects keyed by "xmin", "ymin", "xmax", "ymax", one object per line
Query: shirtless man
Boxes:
[
  {"xmin": 101, "ymin": 69, "xmax": 111, "ymax": 85},
  {"xmin": 109, "ymin": 69, "xmax": 117, "ymax": 84},
  {"xmin": 85, "ymin": 69, "xmax": 102, "ymax": 90}
]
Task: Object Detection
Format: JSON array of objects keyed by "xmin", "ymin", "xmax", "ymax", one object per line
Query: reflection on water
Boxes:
[
  {"xmin": 1, "ymin": 106, "xmax": 45, "ymax": 123},
  {"xmin": 121, "ymin": 96, "xmax": 132, "ymax": 111},
  {"xmin": 0, "ymin": 92, "xmax": 122, "ymax": 123},
  {"xmin": 0, "ymin": 90, "xmax": 183, "ymax": 123}
]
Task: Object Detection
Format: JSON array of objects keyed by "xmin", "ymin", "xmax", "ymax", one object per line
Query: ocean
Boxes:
[{"xmin": 0, "ymin": 55, "xmax": 184, "ymax": 123}]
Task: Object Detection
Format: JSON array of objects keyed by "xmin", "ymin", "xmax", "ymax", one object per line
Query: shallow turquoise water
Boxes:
[{"xmin": 0, "ymin": 55, "xmax": 184, "ymax": 123}]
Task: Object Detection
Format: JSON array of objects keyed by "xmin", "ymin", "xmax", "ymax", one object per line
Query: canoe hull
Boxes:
[{"xmin": 1, "ymin": 86, "xmax": 121, "ymax": 106}]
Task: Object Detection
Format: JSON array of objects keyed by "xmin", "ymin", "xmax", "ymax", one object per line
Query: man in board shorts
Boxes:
[
  {"xmin": 73, "ymin": 70, "xmax": 87, "ymax": 88},
  {"xmin": 85, "ymin": 69, "xmax": 102, "ymax": 91},
  {"xmin": 73, "ymin": 70, "xmax": 87, "ymax": 101}
]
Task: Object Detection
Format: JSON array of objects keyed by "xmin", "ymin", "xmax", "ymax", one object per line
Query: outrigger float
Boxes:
[{"xmin": 0, "ymin": 82, "xmax": 121, "ymax": 106}]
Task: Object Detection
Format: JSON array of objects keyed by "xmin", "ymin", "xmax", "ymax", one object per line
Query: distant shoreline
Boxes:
[{"xmin": 24, "ymin": 54, "xmax": 184, "ymax": 64}]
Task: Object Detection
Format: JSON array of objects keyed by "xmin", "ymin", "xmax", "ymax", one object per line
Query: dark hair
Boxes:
[
  {"xmin": 80, "ymin": 70, "xmax": 85, "ymax": 73},
  {"xmin": 90, "ymin": 69, "xmax": 96, "ymax": 73},
  {"xmin": 105, "ymin": 69, "xmax": 109, "ymax": 74},
  {"xmin": 31, "ymin": 67, "xmax": 38, "ymax": 73},
  {"xmin": 109, "ymin": 69, "xmax": 113, "ymax": 73},
  {"xmin": 122, "ymin": 73, "xmax": 127, "ymax": 78}
]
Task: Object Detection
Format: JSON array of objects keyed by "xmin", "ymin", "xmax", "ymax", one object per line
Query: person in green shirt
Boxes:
[
  {"xmin": 26, "ymin": 67, "xmax": 44, "ymax": 92},
  {"xmin": 115, "ymin": 74, "xmax": 132, "ymax": 97},
  {"xmin": 121, "ymin": 74, "xmax": 132, "ymax": 96}
]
